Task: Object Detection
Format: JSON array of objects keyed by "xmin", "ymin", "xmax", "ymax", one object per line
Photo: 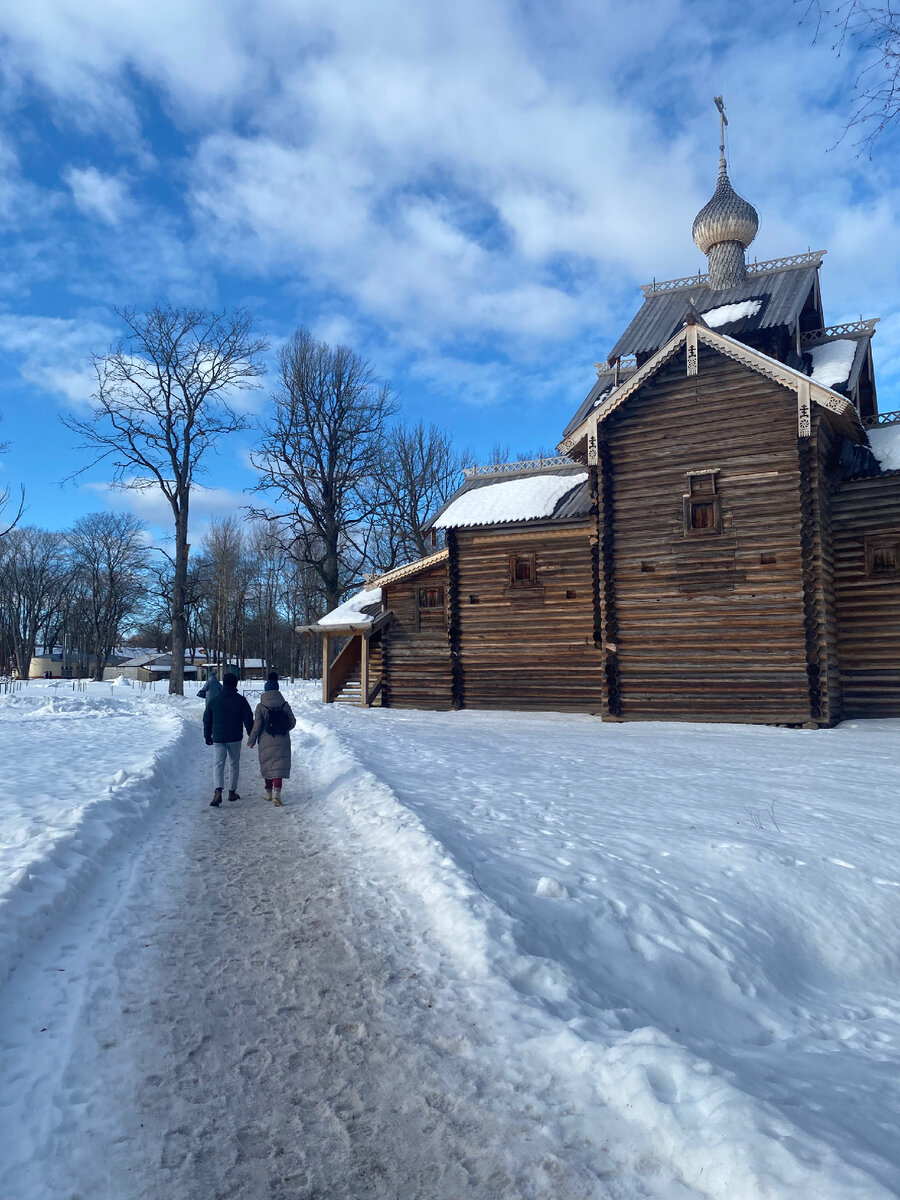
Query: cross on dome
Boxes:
[{"xmin": 691, "ymin": 97, "xmax": 759, "ymax": 289}]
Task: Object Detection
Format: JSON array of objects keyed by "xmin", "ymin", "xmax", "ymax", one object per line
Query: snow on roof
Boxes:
[
  {"xmin": 867, "ymin": 424, "xmax": 900, "ymax": 471},
  {"xmin": 434, "ymin": 473, "xmax": 588, "ymax": 528},
  {"xmin": 808, "ymin": 339, "xmax": 857, "ymax": 389},
  {"xmin": 701, "ymin": 300, "xmax": 762, "ymax": 328},
  {"xmin": 319, "ymin": 587, "xmax": 384, "ymax": 628}
]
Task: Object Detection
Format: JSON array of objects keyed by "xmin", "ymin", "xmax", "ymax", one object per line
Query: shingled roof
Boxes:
[
  {"xmin": 607, "ymin": 261, "xmax": 821, "ymax": 361},
  {"xmin": 426, "ymin": 463, "xmax": 590, "ymax": 530}
]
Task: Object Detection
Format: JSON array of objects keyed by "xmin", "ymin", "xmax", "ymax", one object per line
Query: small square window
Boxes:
[
  {"xmin": 683, "ymin": 471, "xmax": 722, "ymax": 536},
  {"xmin": 416, "ymin": 585, "xmax": 445, "ymax": 631},
  {"xmin": 865, "ymin": 535, "xmax": 900, "ymax": 578},
  {"xmin": 509, "ymin": 554, "xmax": 537, "ymax": 586}
]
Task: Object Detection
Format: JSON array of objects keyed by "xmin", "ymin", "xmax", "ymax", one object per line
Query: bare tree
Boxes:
[
  {"xmin": 373, "ymin": 421, "xmax": 470, "ymax": 567},
  {"xmin": 67, "ymin": 512, "xmax": 149, "ymax": 679},
  {"xmin": 799, "ymin": 1, "xmax": 900, "ymax": 145},
  {"xmin": 0, "ymin": 527, "xmax": 67, "ymax": 678},
  {"xmin": 62, "ymin": 304, "xmax": 267, "ymax": 694},
  {"xmin": 250, "ymin": 327, "xmax": 397, "ymax": 612},
  {"xmin": 0, "ymin": 415, "xmax": 25, "ymax": 538},
  {"xmin": 194, "ymin": 516, "xmax": 252, "ymax": 672}
]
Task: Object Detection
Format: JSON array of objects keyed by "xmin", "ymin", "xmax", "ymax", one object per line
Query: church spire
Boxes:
[{"xmin": 692, "ymin": 97, "xmax": 759, "ymax": 290}]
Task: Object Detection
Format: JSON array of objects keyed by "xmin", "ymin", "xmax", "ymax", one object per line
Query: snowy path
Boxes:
[{"xmin": 1, "ymin": 708, "xmax": 696, "ymax": 1200}]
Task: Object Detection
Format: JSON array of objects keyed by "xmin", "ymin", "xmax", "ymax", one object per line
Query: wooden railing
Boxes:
[
  {"xmin": 863, "ymin": 411, "xmax": 900, "ymax": 429},
  {"xmin": 641, "ymin": 250, "xmax": 826, "ymax": 296},
  {"xmin": 463, "ymin": 455, "xmax": 574, "ymax": 479},
  {"xmin": 801, "ymin": 319, "xmax": 880, "ymax": 343}
]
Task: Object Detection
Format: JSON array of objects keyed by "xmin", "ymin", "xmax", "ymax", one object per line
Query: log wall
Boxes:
[
  {"xmin": 604, "ymin": 346, "xmax": 816, "ymax": 723},
  {"xmin": 454, "ymin": 523, "xmax": 599, "ymax": 711},
  {"xmin": 381, "ymin": 564, "xmax": 453, "ymax": 709},
  {"xmin": 832, "ymin": 470, "xmax": 900, "ymax": 717}
]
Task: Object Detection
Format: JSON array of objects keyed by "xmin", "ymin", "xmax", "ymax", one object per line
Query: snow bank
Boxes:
[
  {"xmin": 702, "ymin": 299, "xmax": 762, "ymax": 327},
  {"xmin": 318, "ymin": 586, "xmax": 383, "ymax": 627},
  {"xmin": 434, "ymin": 472, "xmax": 587, "ymax": 528},
  {"xmin": 0, "ymin": 683, "xmax": 195, "ymax": 984},
  {"xmin": 868, "ymin": 424, "xmax": 900, "ymax": 471},
  {"xmin": 809, "ymin": 338, "xmax": 857, "ymax": 388},
  {"xmin": 292, "ymin": 695, "xmax": 900, "ymax": 1199}
]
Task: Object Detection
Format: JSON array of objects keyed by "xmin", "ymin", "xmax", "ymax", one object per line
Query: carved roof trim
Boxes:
[
  {"xmin": 641, "ymin": 250, "xmax": 826, "ymax": 296},
  {"xmin": 558, "ymin": 324, "xmax": 859, "ymax": 455}
]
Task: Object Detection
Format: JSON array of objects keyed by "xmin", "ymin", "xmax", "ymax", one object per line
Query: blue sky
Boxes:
[{"xmin": 1, "ymin": 0, "xmax": 899, "ymax": 544}]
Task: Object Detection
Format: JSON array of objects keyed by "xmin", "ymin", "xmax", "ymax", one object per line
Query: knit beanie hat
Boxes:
[
  {"xmin": 223, "ymin": 672, "xmax": 238, "ymax": 691},
  {"xmin": 264, "ymin": 670, "xmax": 279, "ymax": 692}
]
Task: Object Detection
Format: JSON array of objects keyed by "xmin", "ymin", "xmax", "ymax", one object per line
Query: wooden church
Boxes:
[{"xmin": 312, "ymin": 110, "xmax": 900, "ymax": 726}]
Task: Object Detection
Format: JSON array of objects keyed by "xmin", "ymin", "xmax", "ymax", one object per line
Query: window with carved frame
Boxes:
[
  {"xmin": 508, "ymin": 553, "xmax": 537, "ymax": 586},
  {"xmin": 683, "ymin": 470, "xmax": 722, "ymax": 536},
  {"xmin": 416, "ymin": 584, "xmax": 446, "ymax": 631}
]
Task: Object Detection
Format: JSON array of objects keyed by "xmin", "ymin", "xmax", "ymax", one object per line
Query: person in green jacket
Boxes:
[{"xmin": 202, "ymin": 673, "xmax": 254, "ymax": 807}]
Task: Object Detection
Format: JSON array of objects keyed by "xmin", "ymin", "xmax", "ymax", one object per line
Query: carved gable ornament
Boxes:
[{"xmin": 558, "ymin": 324, "xmax": 861, "ymax": 456}]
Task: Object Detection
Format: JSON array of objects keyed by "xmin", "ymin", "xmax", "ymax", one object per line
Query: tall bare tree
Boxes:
[
  {"xmin": 63, "ymin": 304, "xmax": 267, "ymax": 693},
  {"xmin": 373, "ymin": 420, "xmax": 470, "ymax": 567},
  {"xmin": 67, "ymin": 512, "xmax": 149, "ymax": 679},
  {"xmin": 250, "ymin": 327, "xmax": 396, "ymax": 612}
]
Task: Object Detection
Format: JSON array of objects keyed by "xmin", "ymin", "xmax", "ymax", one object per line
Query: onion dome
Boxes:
[{"xmin": 692, "ymin": 160, "xmax": 759, "ymax": 256}]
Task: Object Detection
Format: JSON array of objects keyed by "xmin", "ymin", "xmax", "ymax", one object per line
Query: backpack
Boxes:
[{"xmin": 263, "ymin": 701, "xmax": 290, "ymax": 737}]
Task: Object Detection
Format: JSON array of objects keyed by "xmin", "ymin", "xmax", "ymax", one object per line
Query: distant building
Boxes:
[
  {"xmin": 308, "ymin": 109, "xmax": 900, "ymax": 726},
  {"xmin": 110, "ymin": 653, "xmax": 203, "ymax": 683}
]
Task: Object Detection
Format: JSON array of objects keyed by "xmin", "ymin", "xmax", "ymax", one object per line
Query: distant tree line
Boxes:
[{"xmin": 1, "ymin": 305, "xmax": 476, "ymax": 689}]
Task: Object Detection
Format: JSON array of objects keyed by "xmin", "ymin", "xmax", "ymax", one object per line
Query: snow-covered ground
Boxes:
[{"xmin": 2, "ymin": 680, "xmax": 899, "ymax": 1198}]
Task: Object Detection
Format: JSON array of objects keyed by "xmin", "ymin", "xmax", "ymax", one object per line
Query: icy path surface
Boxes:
[{"xmin": 1, "ymin": 706, "xmax": 697, "ymax": 1200}]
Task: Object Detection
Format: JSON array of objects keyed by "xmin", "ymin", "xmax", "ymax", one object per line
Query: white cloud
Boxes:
[
  {"xmin": 64, "ymin": 166, "xmax": 133, "ymax": 225},
  {"xmin": 2, "ymin": 0, "xmax": 900, "ymax": 408},
  {"xmin": 0, "ymin": 313, "xmax": 111, "ymax": 406},
  {"xmin": 82, "ymin": 478, "xmax": 249, "ymax": 545}
]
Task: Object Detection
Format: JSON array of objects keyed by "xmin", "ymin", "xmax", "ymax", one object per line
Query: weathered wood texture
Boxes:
[
  {"xmin": 454, "ymin": 523, "xmax": 599, "ymax": 711},
  {"xmin": 808, "ymin": 413, "xmax": 843, "ymax": 724},
  {"xmin": 832, "ymin": 470, "xmax": 900, "ymax": 717},
  {"xmin": 602, "ymin": 346, "xmax": 818, "ymax": 723},
  {"xmin": 381, "ymin": 564, "xmax": 453, "ymax": 709}
]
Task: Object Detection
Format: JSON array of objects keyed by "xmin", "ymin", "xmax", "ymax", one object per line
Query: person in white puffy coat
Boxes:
[{"xmin": 247, "ymin": 672, "xmax": 297, "ymax": 806}]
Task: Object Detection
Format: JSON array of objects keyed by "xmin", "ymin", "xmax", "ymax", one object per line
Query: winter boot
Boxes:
[
  {"xmin": 210, "ymin": 788, "xmax": 223, "ymax": 807},
  {"xmin": 272, "ymin": 786, "xmax": 283, "ymax": 807},
  {"xmin": 227, "ymin": 790, "xmax": 240, "ymax": 802},
  {"xmin": 263, "ymin": 788, "xmax": 272, "ymax": 802}
]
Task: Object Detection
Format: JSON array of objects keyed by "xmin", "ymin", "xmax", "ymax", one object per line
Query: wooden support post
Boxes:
[
  {"xmin": 321, "ymin": 634, "xmax": 330, "ymax": 703},
  {"xmin": 360, "ymin": 633, "xmax": 370, "ymax": 707}
]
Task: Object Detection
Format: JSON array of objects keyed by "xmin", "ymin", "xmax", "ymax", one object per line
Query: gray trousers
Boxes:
[{"xmin": 213, "ymin": 740, "xmax": 242, "ymax": 791}]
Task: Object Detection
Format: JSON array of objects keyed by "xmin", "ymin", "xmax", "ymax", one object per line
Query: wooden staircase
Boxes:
[
  {"xmin": 334, "ymin": 672, "xmax": 362, "ymax": 704},
  {"xmin": 334, "ymin": 641, "xmax": 383, "ymax": 706}
]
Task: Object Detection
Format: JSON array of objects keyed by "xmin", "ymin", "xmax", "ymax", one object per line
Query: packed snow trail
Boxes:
[{"xmin": 1, "ymin": 705, "xmax": 700, "ymax": 1200}]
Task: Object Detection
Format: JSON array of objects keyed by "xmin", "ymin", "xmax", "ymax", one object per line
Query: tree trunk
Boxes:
[{"xmin": 169, "ymin": 506, "xmax": 189, "ymax": 696}]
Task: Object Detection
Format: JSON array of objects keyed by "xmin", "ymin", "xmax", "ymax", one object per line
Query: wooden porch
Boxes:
[{"xmin": 321, "ymin": 611, "xmax": 392, "ymax": 707}]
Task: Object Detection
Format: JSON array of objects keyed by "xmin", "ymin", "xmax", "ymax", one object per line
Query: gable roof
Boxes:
[
  {"xmin": 298, "ymin": 551, "xmax": 451, "ymax": 635},
  {"xmin": 559, "ymin": 321, "xmax": 863, "ymax": 456},
  {"xmin": 561, "ymin": 366, "xmax": 638, "ymax": 441},
  {"xmin": 608, "ymin": 260, "xmax": 821, "ymax": 361},
  {"xmin": 370, "ymin": 548, "xmax": 449, "ymax": 588},
  {"xmin": 426, "ymin": 464, "xmax": 590, "ymax": 530}
]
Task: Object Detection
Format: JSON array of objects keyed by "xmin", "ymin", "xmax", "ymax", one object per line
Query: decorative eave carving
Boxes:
[
  {"xmin": 800, "ymin": 319, "xmax": 880, "ymax": 344},
  {"xmin": 641, "ymin": 250, "xmax": 826, "ymax": 297},
  {"xmin": 558, "ymin": 324, "xmax": 861, "ymax": 456}
]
